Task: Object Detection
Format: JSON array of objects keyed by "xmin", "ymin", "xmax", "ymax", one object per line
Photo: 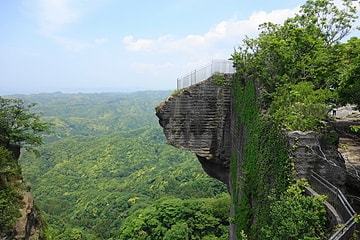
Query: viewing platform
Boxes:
[{"xmin": 177, "ymin": 59, "xmax": 235, "ymax": 89}]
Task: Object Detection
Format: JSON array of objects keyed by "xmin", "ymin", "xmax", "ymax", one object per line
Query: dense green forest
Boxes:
[{"xmin": 18, "ymin": 91, "xmax": 228, "ymax": 239}]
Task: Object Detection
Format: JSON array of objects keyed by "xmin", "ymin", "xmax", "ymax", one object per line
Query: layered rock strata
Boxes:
[{"xmin": 156, "ymin": 75, "xmax": 233, "ymax": 186}]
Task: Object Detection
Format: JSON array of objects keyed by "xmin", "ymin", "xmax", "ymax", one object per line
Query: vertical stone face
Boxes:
[
  {"xmin": 155, "ymin": 75, "xmax": 233, "ymax": 184},
  {"xmin": 14, "ymin": 192, "xmax": 42, "ymax": 240},
  {"xmin": 0, "ymin": 188, "xmax": 44, "ymax": 240},
  {"xmin": 0, "ymin": 145, "xmax": 46, "ymax": 240},
  {"xmin": 287, "ymin": 131, "xmax": 346, "ymax": 189}
]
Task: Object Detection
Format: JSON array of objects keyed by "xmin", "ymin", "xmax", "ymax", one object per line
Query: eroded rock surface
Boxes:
[
  {"xmin": 287, "ymin": 130, "xmax": 346, "ymax": 189},
  {"xmin": 156, "ymin": 75, "xmax": 233, "ymax": 185},
  {"xmin": 14, "ymin": 192, "xmax": 42, "ymax": 240},
  {"xmin": 331, "ymin": 105, "xmax": 360, "ymax": 211},
  {"xmin": 0, "ymin": 146, "xmax": 45, "ymax": 240}
]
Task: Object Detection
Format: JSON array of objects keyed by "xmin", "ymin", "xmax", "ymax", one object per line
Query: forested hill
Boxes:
[
  {"xmin": 17, "ymin": 91, "xmax": 229, "ymax": 239},
  {"xmin": 15, "ymin": 91, "xmax": 172, "ymax": 139}
]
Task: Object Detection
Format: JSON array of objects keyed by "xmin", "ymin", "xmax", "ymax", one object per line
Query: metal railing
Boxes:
[
  {"xmin": 177, "ymin": 59, "xmax": 235, "ymax": 89},
  {"xmin": 308, "ymin": 171, "xmax": 358, "ymax": 240}
]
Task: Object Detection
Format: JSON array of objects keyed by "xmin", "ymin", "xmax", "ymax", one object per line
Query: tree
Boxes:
[
  {"xmin": 289, "ymin": 0, "xmax": 358, "ymax": 45},
  {"xmin": 270, "ymin": 81, "xmax": 335, "ymax": 130},
  {"xmin": 0, "ymin": 97, "xmax": 50, "ymax": 237},
  {"xmin": 0, "ymin": 97, "xmax": 50, "ymax": 157},
  {"xmin": 231, "ymin": 0, "xmax": 358, "ymax": 98},
  {"xmin": 119, "ymin": 196, "xmax": 230, "ymax": 239},
  {"xmin": 261, "ymin": 180, "xmax": 327, "ymax": 240},
  {"xmin": 163, "ymin": 222, "xmax": 190, "ymax": 240},
  {"xmin": 337, "ymin": 37, "xmax": 360, "ymax": 108}
]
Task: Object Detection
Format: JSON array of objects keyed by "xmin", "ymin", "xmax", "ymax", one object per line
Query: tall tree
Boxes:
[
  {"xmin": 0, "ymin": 97, "xmax": 50, "ymax": 157},
  {"xmin": 337, "ymin": 37, "xmax": 360, "ymax": 108}
]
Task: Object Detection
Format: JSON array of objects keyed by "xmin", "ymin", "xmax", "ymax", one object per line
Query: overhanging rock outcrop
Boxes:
[
  {"xmin": 156, "ymin": 75, "xmax": 348, "ymax": 190},
  {"xmin": 156, "ymin": 75, "xmax": 356, "ymax": 239},
  {"xmin": 155, "ymin": 75, "xmax": 233, "ymax": 185}
]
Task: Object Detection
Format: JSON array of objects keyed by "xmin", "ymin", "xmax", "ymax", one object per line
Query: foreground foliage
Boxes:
[
  {"xmin": 0, "ymin": 95, "xmax": 50, "ymax": 238},
  {"xmin": 0, "ymin": 146, "xmax": 21, "ymax": 234},
  {"xmin": 120, "ymin": 195, "xmax": 230, "ymax": 240},
  {"xmin": 270, "ymin": 81, "xmax": 335, "ymax": 131},
  {"xmin": 338, "ymin": 37, "xmax": 360, "ymax": 108},
  {"xmin": 261, "ymin": 180, "xmax": 328, "ymax": 240}
]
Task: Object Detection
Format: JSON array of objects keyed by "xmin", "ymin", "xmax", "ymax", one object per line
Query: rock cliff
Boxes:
[
  {"xmin": 156, "ymin": 74, "xmax": 233, "ymax": 186},
  {"xmin": 9, "ymin": 190, "xmax": 44, "ymax": 240},
  {"xmin": 287, "ymin": 130, "xmax": 346, "ymax": 190},
  {"xmin": 0, "ymin": 145, "xmax": 46, "ymax": 240}
]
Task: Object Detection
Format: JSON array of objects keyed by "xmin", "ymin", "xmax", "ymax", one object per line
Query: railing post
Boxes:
[{"xmin": 194, "ymin": 69, "xmax": 196, "ymax": 85}]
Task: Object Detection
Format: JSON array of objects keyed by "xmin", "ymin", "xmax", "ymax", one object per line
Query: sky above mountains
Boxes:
[{"xmin": 1, "ymin": 0, "xmax": 359, "ymax": 95}]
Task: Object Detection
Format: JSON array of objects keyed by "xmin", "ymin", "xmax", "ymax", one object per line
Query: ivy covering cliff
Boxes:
[{"xmin": 230, "ymin": 77, "xmax": 329, "ymax": 239}]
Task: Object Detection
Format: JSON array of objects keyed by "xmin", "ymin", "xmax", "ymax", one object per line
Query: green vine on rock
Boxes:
[{"xmin": 231, "ymin": 77, "xmax": 292, "ymax": 239}]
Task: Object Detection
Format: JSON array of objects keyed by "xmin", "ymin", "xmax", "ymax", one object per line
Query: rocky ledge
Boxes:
[{"xmin": 155, "ymin": 75, "xmax": 233, "ymax": 186}]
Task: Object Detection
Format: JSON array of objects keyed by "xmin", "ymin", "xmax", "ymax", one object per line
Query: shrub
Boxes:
[{"xmin": 261, "ymin": 180, "xmax": 328, "ymax": 240}]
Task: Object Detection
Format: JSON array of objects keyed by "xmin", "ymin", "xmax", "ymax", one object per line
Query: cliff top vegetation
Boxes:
[{"xmin": 231, "ymin": 0, "xmax": 359, "ymax": 131}]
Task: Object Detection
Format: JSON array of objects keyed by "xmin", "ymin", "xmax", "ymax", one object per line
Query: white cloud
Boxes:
[
  {"xmin": 35, "ymin": 0, "xmax": 79, "ymax": 34},
  {"xmin": 123, "ymin": 7, "xmax": 301, "ymax": 55},
  {"xmin": 24, "ymin": 0, "xmax": 105, "ymax": 51},
  {"xmin": 123, "ymin": 36, "xmax": 154, "ymax": 51},
  {"xmin": 122, "ymin": 6, "xmax": 303, "ymax": 84}
]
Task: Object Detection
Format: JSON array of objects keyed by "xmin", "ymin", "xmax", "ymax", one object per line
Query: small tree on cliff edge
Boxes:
[{"xmin": 0, "ymin": 97, "xmax": 51, "ymax": 158}]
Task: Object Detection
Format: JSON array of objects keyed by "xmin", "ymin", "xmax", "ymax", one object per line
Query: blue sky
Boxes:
[{"xmin": 0, "ymin": 0, "xmax": 358, "ymax": 95}]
